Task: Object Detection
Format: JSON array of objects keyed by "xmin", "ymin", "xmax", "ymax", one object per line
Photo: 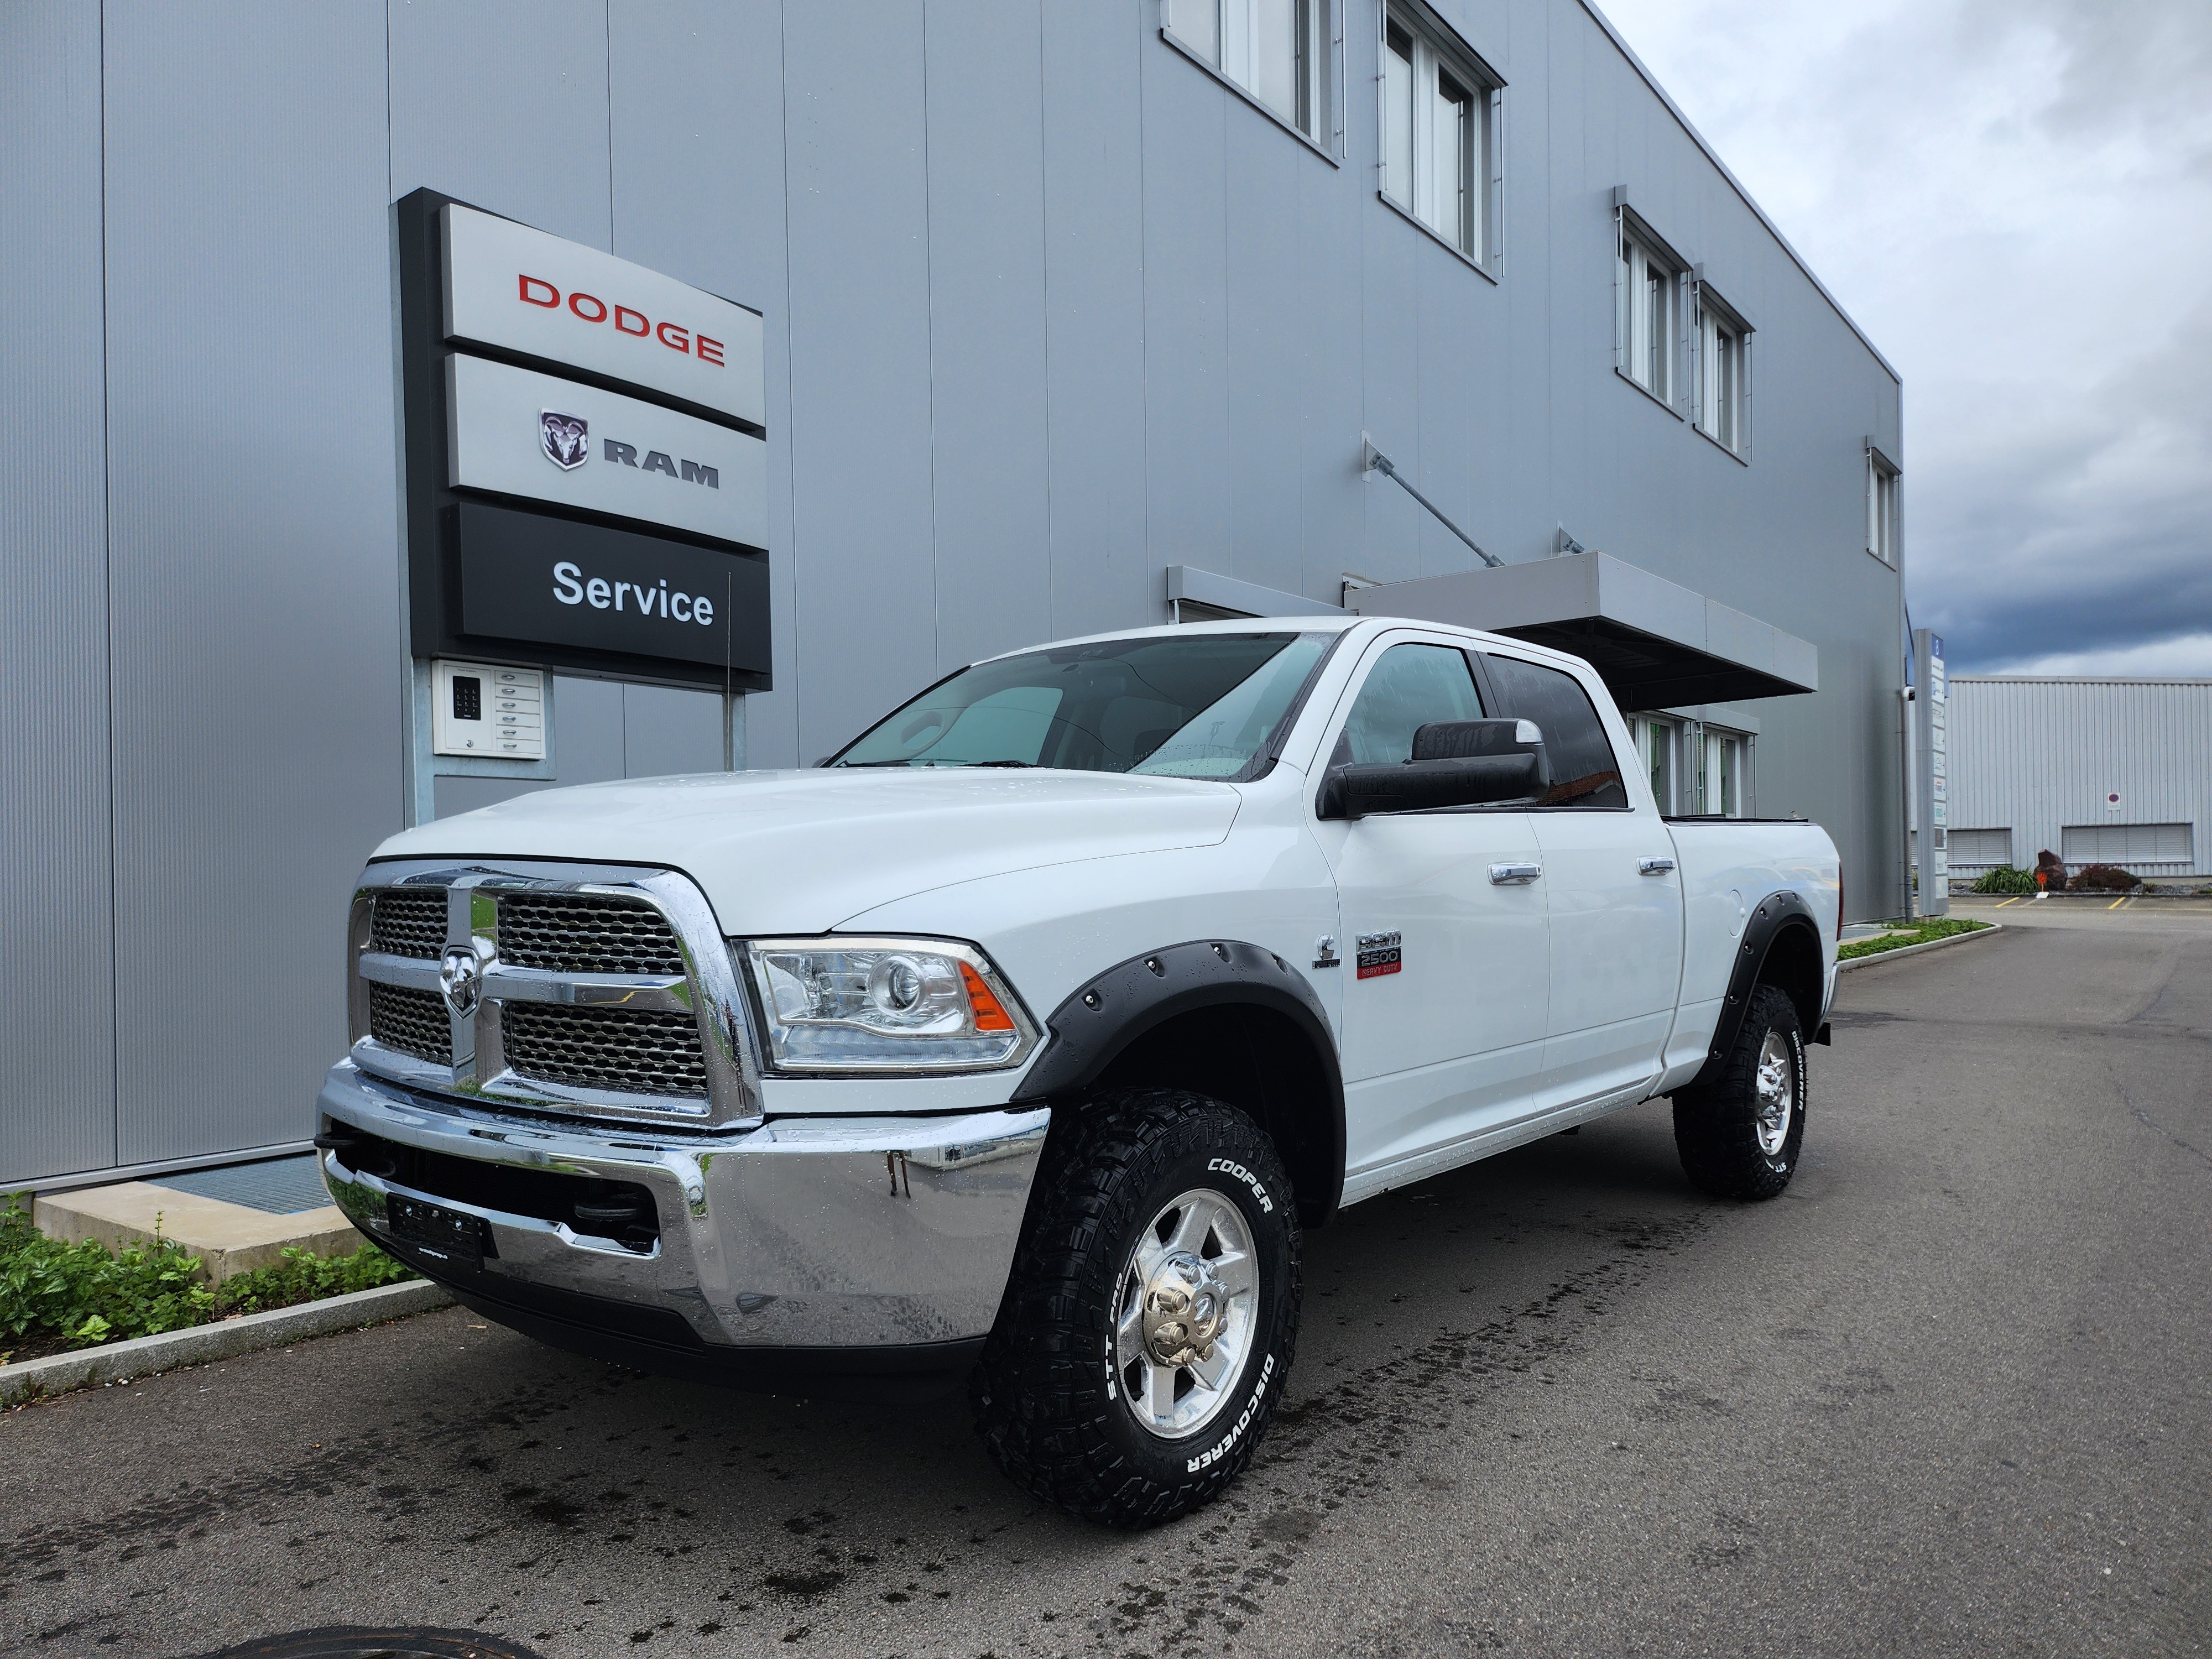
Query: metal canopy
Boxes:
[{"xmin": 1345, "ymin": 551, "xmax": 1818, "ymax": 713}]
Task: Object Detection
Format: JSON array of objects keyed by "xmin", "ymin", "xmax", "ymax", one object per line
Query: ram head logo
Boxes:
[{"xmin": 540, "ymin": 409, "xmax": 589, "ymax": 471}]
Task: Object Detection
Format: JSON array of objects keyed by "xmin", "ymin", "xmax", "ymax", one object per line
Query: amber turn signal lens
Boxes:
[{"xmin": 959, "ymin": 962, "xmax": 1016, "ymax": 1032}]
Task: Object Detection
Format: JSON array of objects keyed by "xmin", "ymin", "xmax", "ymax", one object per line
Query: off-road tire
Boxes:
[
  {"xmin": 1673, "ymin": 983, "xmax": 1807, "ymax": 1200},
  {"xmin": 972, "ymin": 1087, "xmax": 1301, "ymax": 1527}
]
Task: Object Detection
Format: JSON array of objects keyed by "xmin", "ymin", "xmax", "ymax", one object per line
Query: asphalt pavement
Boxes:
[{"xmin": 7, "ymin": 906, "xmax": 2209, "ymax": 1658}]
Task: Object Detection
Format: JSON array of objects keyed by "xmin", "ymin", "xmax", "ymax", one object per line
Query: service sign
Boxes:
[
  {"xmin": 453, "ymin": 502, "xmax": 770, "ymax": 678},
  {"xmin": 447, "ymin": 354, "xmax": 766, "ymax": 549},
  {"xmin": 442, "ymin": 204, "xmax": 764, "ymax": 429}
]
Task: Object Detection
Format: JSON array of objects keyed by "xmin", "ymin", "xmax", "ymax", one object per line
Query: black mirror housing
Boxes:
[
  {"xmin": 1317, "ymin": 752, "xmax": 1545, "ymax": 820},
  {"xmin": 1317, "ymin": 719, "xmax": 1550, "ymax": 821}
]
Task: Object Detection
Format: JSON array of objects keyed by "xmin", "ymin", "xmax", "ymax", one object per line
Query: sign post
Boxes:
[{"xmin": 1912, "ymin": 628, "xmax": 1948, "ymax": 917}]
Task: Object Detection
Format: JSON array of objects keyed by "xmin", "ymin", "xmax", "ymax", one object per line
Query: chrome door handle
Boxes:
[
  {"xmin": 1639, "ymin": 857, "xmax": 1676, "ymax": 875},
  {"xmin": 1489, "ymin": 862, "xmax": 1542, "ymax": 885}
]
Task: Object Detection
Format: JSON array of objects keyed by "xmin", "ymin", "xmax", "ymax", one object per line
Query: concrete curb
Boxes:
[
  {"xmin": 1838, "ymin": 921, "xmax": 2003, "ymax": 972},
  {"xmin": 0, "ymin": 1279, "xmax": 454, "ymax": 1406}
]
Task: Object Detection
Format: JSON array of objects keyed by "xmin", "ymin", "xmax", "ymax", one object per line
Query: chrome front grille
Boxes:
[
  {"xmin": 347, "ymin": 861, "xmax": 760, "ymax": 1129},
  {"xmin": 369, "ymin": 982, "xmax": 452, "ymax": 1065},
  {"xmin": 371, "ymin": 890, "xmax": 446, "ymax": 959},
  {"xmin": 500, "ymin": 1004, "xmax": 709, "ymax": 1096},
  {"xmin": 495, "ymin": 893, "xmax": 686, "ymax": 975}
]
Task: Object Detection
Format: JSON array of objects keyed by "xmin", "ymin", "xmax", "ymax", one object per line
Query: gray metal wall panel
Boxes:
[
  {"xmin": 386, "ymin": 0, "xmax": 613, "ymax": 251},
  {"xmin": 607, "ymin": 0, "xmax": 801, "ymax": 767},
  {"xmin": 1950, "ymin": 679, "xmax": 2212, "ymax": 875},
  {"xmin": 1, "ymin": 2, "xmax": 118, "ymax": 1183},
  {"xmin": 1294, "ymin": 93, "xmax": 1367, "ymax": 607},
  {"xmin": 622, "ymin": 685, "xmax": 722, "ymax": 779},
  {"xmin": 1220, "ymin": 112, "xmax": 1307, "ymax": 599},
  {"xmin": 101, "ymin": 2, "xmax": 400, "ymax": 1164},
  {"xmin": 923, "ymin": 0, "xmax": 1053, "ymax": 673},
  {"xmin": 1140, "ymin": 36, "xmax": 1232, "ymax": 616},
  {"xmin": 1040, "ymin": 0, "xmax": 1149, "ymax": 640},
  {"xmin": 782, "ymin": 1, "xmax": 938, "ymax": 764}
]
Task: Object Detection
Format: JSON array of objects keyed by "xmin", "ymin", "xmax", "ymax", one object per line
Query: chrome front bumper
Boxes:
[{"xmin": 317, "ymin": 1060, "xmax": 1050, "ymax": 1368}]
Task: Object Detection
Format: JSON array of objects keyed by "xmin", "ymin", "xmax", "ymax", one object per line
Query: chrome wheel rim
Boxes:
[
  {"xmin": 1754, "ymin": 1029, "xmax": 1796, "ymax": 1158},
  {"xmin": 1113, "ymin": 1187, "xmax": 1260, "ymax": 1440}
]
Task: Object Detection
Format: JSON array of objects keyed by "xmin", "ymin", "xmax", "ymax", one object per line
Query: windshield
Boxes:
[{"xmin": 830, "ymin": 632, "xmax": 1334, "ymax": 780}]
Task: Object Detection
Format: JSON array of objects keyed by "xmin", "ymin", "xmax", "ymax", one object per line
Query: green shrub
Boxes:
[
  {"xmin": 217, "ymin": 1242, "xmax": 415, "ymax": 1315},
  {"xmin": 0, "ymin": 1192, "xmax": 215, "ymax": 1361},
  {"xmin": 1970, "ymin": 865, "xmax": 2038, "ymax": 895},
  {"xmin": 1836, "ymin": 917, "xmax": 1991, "ymax": 961},
  {"xmin": 1, "ymin": 1192, "xmax": 416, "ymax": 1363}
]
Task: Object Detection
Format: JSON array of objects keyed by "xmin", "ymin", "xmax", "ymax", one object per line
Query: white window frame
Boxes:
[
  {"xmin": 1635, "ymin": 716, "xmax": 1678, "ymax": 813},
  {"xmin": 1377, "ymin": 2, "xmax": 1502, "ymax": 271},
  {"xmin": 1692, "ymin": 272, "xmax": 1752, "ymax": 461},
  {"xmin": 1164, "ymin": 0, "xmax": 1342, "ymax": 157},
  {"xmin": 1614, "ymin": 203, "xmax": 1684, "ymax": 413},
  {"xmin": 1867, "ymin": 443, "xmax": 1901, "ymax": 565}
]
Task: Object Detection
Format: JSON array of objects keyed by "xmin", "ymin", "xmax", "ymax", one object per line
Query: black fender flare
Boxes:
[
  {"xmin": 1683, "ymin": 889, "xmax": 1829, "ymax": 1092},
  {"xmin": 1011, "ymin": 938, "xmax": 1347, "ymax": 1222}
]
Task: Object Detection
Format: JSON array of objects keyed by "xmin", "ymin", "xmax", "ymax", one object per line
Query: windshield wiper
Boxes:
[{"xmin": 833, "ymin": 758, "xmax": 1041, "ymax": 769}]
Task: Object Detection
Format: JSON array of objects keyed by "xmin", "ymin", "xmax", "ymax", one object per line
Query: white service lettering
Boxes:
[{"xmin": 552, "ymin": 560, "xmax": 713, "ymax": 626}]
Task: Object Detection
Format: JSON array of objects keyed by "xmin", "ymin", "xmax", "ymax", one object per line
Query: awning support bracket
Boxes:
[{"xmin": 1361, "ymin": 434, "xmax": 1502, "ymax": 568}]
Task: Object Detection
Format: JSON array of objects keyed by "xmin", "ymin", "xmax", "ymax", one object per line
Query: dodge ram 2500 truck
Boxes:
[{"xmin": 317, "ymin": 614, "xmax": 1839, "ymax": 1526}]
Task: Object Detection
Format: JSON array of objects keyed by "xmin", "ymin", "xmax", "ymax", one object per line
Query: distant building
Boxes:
[{"xmin": 1947, "ymin": 677, "xmax": 2212, "ymax": 880}]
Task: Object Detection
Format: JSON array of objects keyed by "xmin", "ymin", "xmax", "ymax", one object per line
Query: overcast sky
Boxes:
[{"xmin": 1598, "ymin": 0, "xmax": 2212, "ymax": 675}]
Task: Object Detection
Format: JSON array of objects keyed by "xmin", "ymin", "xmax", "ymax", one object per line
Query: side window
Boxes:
[
  {"xmin": 1331, "ymin": 643, "xmax": 1484, "ymax": 766},
  {"xmin": 1481, "ymin": 654, "xmax": 1629, "ymax": 808}
]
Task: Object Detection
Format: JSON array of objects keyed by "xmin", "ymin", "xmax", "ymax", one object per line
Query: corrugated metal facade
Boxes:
[
  {"xmin": 1948, "ymin": 678, "xmax": 2212, "ymax": 876},
  {"xmin": 2, "ymin": 0, "xmax": 1903, "ymax": 1187}
]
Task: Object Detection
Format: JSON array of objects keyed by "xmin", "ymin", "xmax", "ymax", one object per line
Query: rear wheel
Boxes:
[
  {"xmin": 1673, "ymin": 983, "xmax": 1806, "ymax": 1200},
  {"xmin": 972, "ymin": 1087, "xmax": 1301, "ymax": 1527}
]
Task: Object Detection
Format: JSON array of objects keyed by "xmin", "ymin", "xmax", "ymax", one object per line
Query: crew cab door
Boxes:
[
  {"xmin": 1480, "ymin": 649, "xmax": 1684, "ymax": 1113},
  {"xmin": 1307, "ymin": 635, "xmax": 1550, "ymax": 1181}
]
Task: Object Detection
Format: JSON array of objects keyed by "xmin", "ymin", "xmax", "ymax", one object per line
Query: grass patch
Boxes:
[
  {"xmin": 0, "ymin": 1193, "xmax": 416, "ymax": 1365},
  {"xmin": 1838, "ymin": 917, "xmax": 1992, "ymax": 962}
]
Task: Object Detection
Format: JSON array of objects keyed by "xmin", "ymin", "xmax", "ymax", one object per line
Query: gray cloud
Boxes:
[{"xmin": 1600, "ymin": 0, "xmax": 2212, "ymax": 674}]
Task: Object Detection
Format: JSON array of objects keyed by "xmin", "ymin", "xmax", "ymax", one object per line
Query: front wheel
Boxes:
[
  {"xmin": 972, "ymin": 1088, "xmax": 1302, "ymax": 1527},
  {"xmin": 1672, "ymin": 982, "xmax": 1807, "ymax": 1200}
]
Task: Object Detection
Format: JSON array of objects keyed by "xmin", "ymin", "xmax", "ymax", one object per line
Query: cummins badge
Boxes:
[{"xmin": 540, "ymin": 409, "xmax": 589, "ymax": 471}]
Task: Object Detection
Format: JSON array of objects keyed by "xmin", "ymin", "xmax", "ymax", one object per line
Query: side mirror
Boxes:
[{"xmin": 1316, "ymin": 719, "xmax": 1550, "ymax": 821}]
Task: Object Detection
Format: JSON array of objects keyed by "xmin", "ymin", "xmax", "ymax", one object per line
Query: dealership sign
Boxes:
[
  {"xmin": 397, "ymin": 188, "xmax": 770, "ymax": 694},
  {"xmin": 446, "ymin": 355, "xmax": 766, "ymax": 547},
  {"xmin": 442, "ymin": 204, "xmax": 764, "ymax": 429}
]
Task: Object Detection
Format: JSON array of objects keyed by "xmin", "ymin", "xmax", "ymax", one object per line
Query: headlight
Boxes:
[{"xmin": 738, "ymin": 936, "xmax": 1038, "ymax": 1073}]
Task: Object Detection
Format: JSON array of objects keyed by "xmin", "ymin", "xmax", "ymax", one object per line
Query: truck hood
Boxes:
[{"xmin": 371, "ymin": 767, "xmax": 1243, "ymax": 933}]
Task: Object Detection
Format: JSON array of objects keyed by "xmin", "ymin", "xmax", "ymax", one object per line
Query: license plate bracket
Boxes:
[{"xmin": 386, "ymin": 1194, "xmax": 491, "ymax": 1270}]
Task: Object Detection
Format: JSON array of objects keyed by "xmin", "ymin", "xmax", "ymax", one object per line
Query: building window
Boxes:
[
  {"xmin": 1165, "ymin": 0, "xmax": 1334, "ymax": 146},
  {"xmin": 1616, "ymin": 226, "xmax": 1678, "ymax": 404},
  {"xmin": 1867, "ymin": 448, "xmax": 1901, "ymax": 564},
  {"xmin": 1379, "ymin": 7, "xmax": 1498, "ymax": 264},
  {"xmin": 1694, "ymin": 281, "xmax": 1752, "ymax": 457},
  {"xmin": 1947, "ymin": 827, "xmax": 2014, "ymax": 870},
  {"xmin": 1705, "ymin": 730, "xmax": 1747, "ymax": 816},
  {"xmin": 1635, "ymin": 716, "xmax": 1677, "ymax": 812},
  {"xmin": 2059, "ymin": 821, "xmax": 2194, "ymax": 869}
]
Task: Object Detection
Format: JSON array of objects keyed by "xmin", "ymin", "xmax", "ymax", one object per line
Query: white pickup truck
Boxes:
[{"xmin": 318, "ymin": 615, "xmax": 1839, "ymax": 1526}]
